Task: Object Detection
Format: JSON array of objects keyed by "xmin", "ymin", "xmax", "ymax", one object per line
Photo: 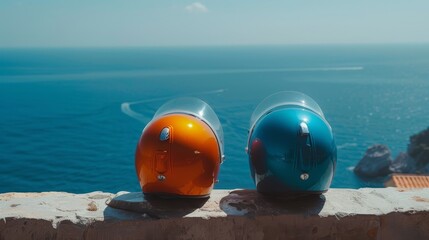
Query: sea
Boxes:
[{"xmin": 0, "ymin": 44, "xmax": 428, "ymax": 193}]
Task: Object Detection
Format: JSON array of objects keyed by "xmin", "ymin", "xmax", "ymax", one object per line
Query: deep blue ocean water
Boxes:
[{"xmin": 0, "ymin": 45, "xmax": 428, "ymax": 193}]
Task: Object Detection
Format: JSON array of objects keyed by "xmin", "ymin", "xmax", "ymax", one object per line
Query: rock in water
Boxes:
[
  {"xmin": 408, "ymin": 127, "xmax": 429, "ymax": 170},
  {"xmin": 354, "ymin": 144, "xmax": 392, "ymax": 178},
  {"xmin": 389, "ymin": 152, "xmax": 416, "ymax": 173}
]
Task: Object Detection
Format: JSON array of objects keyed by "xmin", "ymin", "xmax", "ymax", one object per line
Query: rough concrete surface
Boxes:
[{"xmin": 1, "ymin": 188, "xmax": 428, "ymax": 239}]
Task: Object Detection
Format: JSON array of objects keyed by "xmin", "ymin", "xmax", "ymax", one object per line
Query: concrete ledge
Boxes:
[{"xmin": 1, "ymin": 188, "xmax": 429, "ymax": 239}]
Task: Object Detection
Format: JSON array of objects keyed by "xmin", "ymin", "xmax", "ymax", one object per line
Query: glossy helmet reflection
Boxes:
[
  {"xmin": 247, "ymin": 91, "xmax": 336, "ymax": 197},
  {"xmin": 135, "ymin": 97, "xmax": 224, "ymax": 198}
]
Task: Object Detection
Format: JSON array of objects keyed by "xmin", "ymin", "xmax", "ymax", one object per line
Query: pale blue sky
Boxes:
[{"xmin": 1, "ymin": 0, "xmax": 428, "ymax": 47}]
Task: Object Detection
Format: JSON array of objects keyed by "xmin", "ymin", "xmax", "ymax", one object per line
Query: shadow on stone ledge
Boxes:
[
  {"xmin": 219, "ymin": 190, "xmax": 326, "ymax": 216},
  {"xmin": 104, "ymin": 190, "xmax": 326, "ymax": 220},
  {"xmin": 105, "ymin": 192, "xmax": 208, "ymax": 219}
]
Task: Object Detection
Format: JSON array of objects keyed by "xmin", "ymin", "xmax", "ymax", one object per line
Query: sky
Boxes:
[{"xmin": 0, "ymin": 0, "xmax": 428, "ymax": 48}]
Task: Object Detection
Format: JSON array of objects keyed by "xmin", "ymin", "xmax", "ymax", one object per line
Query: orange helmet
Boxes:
[{"xmin": 135, "ymin": 98, "xmax": 224, "ymax": 198}]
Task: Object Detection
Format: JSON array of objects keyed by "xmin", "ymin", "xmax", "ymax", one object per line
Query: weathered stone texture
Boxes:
[{"xmin": 1, "ymin": 188, "xmax": 428, "ymax": 239}]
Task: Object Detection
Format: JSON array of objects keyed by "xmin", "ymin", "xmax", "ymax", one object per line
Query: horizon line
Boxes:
[{"xmin": 1, "ymin": 42, "xmax": 429, "ymax": 50}]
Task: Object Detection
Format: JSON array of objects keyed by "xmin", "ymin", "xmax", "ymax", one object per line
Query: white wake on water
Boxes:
[
  {"xmin": 120, "ymin": 89, "xmax": 226, "ymax": 123},
  {"xmin": 347, "ymin": 166, "xmax": 355, "ymax": 171},
  {"xmin": 0, "ymin": 67, "xmax": 364, "ymax": 83},
  {"xmin": 337, "ymin": 143, "xmax": 358, "ymax": 149}
]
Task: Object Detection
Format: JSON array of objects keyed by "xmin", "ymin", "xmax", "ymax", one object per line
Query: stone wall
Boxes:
[{"xmin": 1, "ymin": 188, "xmax": 428, "ymax": 239}]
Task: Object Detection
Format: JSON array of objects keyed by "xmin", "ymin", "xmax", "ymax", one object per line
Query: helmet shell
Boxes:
[
  {"xmin": 135, "ymin": 98, "xmax": 223, "ymax": 198},
  {"xmin": 247, "ymin": 92, "xmax": 336, "ymax": 197}
]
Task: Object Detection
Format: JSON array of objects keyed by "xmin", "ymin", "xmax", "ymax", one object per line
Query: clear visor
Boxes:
[
  {"xmin": 250, "ymin": 91, "xmax": 325, "ymax": 129},
  {"xmin": 154, "ymin": 97, "xmax": 224, "ymax": 155}
]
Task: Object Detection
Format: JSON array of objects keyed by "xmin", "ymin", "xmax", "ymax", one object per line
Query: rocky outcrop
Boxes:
[
  {"xmin": 408, "ymin": 127, "xmax": 429, "ymax": 170},
  {"xmin": 355, "ymin": 128, "xmax": 429, "ymax": 178},
  {"xmin": 354, "ymin": 144, "xmax": 392, "ymax": 178},
  {"xmin": 389, "ymin": 152, "xmax": 417, "ymax": 174}
]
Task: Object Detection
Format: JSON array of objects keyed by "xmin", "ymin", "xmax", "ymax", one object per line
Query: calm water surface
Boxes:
[{"xmin": 0, "ymin": 45, "xmax": 428, "ymax": 193}]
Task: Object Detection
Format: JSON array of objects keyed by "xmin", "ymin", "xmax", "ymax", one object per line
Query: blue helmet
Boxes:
[{"xmin": 247, "ymin": 91, "xmax": 336, "ymax": 197}]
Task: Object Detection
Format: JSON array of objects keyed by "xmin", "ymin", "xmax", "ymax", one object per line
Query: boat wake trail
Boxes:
[
  {"xmin": 120, "ymin": 89, "xmax": 226, "ymax": 123},
  {"xmin": 337, "ymin": 143, "xmax": 358, "ymax": 150}
]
